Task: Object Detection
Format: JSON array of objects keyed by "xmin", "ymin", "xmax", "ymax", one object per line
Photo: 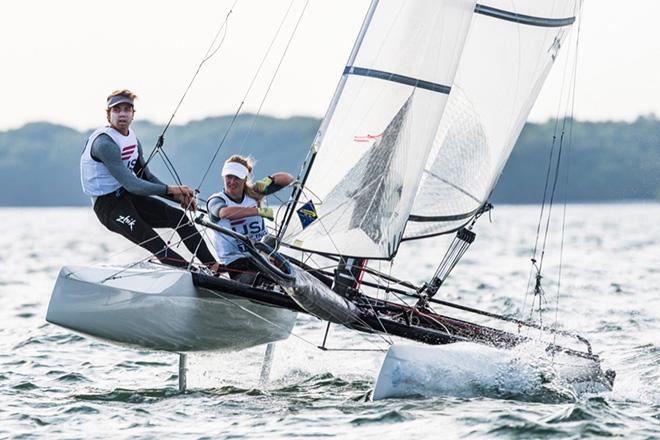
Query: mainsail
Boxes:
[
  {"xmin": 283, "ymin": 0, "xmax": 477, "ymax": 259},
  {"xmin": 283, "ymin": 0, "xmax": 581, "ymax": 257},
  {"xmin": 404, "ymin": 0, "xmax": 581, "ymax": 239}
]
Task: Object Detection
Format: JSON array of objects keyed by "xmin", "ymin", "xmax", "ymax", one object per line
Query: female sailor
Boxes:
[{"xmin": 206, "ymin": 155, "xmax": 293, "ymax": 283}]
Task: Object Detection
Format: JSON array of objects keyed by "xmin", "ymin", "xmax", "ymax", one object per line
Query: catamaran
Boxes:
[{"xmin": 47, "ymin": 0, "xmax": 615, "ymax": 399}]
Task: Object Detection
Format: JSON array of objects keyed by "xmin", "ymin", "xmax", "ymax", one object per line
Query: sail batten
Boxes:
[
  {"xmin": 344, "ymin": 66, "xmax": 452, "ymax": 94},
  {"xmin": 408, "ymin": 207, "xmax": 481, "ymax": 223},
  {"xmin": 474, "ymin": 4, "xmax": 575, "ymax": 27}
]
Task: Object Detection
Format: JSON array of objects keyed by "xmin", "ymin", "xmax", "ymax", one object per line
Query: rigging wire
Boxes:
[
  {"xmin": 66, "ymin": 204, "xmax": 214, "ymax": 283},
  {"xmin": 195, "ymin": 0, "xmax": 311, "ymax": 191},
  {"xmin": 127, "ymin": 1, "xmax": 241, "ymax": 261},
  {"xmin": 142, "ymin": 0, "xmax": 240, "ymax": 173},
  {"xmin": 553, "ymin": 6, "xmax": 583, "ymax": 348},
  {"xmin": 160, "ymin": 191, "xmax": 206, "ymax": 269},
  {"xmin": 97, "ymin": 224, "xmax": 214, "ymax": 283},
  {"xmin": 524, "ymin": 3, "xmax": 583, "ymax": 334},
  {"xmin": 142, "ymin": 0, "xmax": 306, "ymax": 262},
  {"xmin": 522, "ymin": 113, "xmax": 563, "ymax": 317},
  {"xmin": 239, "ymin": 0, "xmax": 311, "ymax": 151}
]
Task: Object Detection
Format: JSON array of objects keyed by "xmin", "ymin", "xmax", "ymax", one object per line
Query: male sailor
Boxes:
[{"xmin": 80, "ymin": 89, "xmax": 219, "ymax": 269}]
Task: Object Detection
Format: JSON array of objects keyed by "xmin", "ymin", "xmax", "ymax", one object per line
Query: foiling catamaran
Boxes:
[{"xmin": 47, "ymin": 0, "xmax": 615, "ymax": 398}]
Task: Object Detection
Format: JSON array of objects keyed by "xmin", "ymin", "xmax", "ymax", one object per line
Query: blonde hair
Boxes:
[
  {"xmin": 225, "ymin": 155, "xmax": 264, "ymax": 204},
  {"xmin": 106, "ymin": 89, "xmax": 137, "ymax": 123}
]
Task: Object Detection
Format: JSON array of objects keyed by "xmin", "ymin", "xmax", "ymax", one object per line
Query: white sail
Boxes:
[
  {"xmin": 283, "ymin": 0, "xmax": 477, "ymax": 259},
  {"xmin": 404, "ymin": 0, "xmax": 581, "ymax": 240}
]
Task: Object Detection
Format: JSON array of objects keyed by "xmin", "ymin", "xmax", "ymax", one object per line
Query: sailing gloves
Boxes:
[
  {"xmin": 254, "ymin": 176, "xmax": 286, "ymax": 195},
  {"xmin": 257, "ymin": 207, "xmax": 274, "ymax": 220},
  {"xmin": 254, "ymin": 176, "xmax": 273, "ymax": 194}
]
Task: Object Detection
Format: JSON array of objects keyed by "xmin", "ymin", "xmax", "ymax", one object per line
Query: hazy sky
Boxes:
[{"xmin": 2, "ymin": 0, "xmax": 659, "ymax": 131}]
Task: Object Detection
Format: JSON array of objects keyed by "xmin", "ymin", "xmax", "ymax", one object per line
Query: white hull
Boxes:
[
  {"xmin": 373, "ymin": 343, "xmax": 612, "ymax": 400},
  {"xmin": 46, "ymin": 264, "xmax": 297, "ymax": 352}
]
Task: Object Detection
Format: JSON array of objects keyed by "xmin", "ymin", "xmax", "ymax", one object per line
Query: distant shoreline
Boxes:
[{"xmin": 2, "ymin": 116, "xmax": 659, "ymax": 206}]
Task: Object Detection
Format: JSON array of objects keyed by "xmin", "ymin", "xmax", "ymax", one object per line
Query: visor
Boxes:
[
  {"xmin": 107, "ymin": 95, "xmax": 134, "ymax": 109},
  {"xmin": 222, "ymin": 161, "xmax": 249, "ymax": 179}
]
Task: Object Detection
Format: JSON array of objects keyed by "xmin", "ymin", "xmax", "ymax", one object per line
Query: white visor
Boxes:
[{"xmin": 222, "ymin": 161, "xmax": 249, "ymax": 179}]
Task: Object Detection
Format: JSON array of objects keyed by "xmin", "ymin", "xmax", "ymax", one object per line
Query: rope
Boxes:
[
  {"xmin": 202, "ymin": 282, "xmax": 390, "ymax": 352},
  {"xmin": 66, "ymin": 209, "xmax": 209, "ymax": 283},
  {"xmin": 143, "ymin": 0, "xmax": 240, "ymax": 171},
  {"xmin": 239, "ymin": 0, "xmax": 311, "ymax": 150},
  {"xmin": 135, "ymin": 0, "xmax": 310, "ymax": 257},
  {"xmin": 97, "ymin": 223, "xmax": 212, "ymax": 283},
  {"xmin": 553, "ymin": 5, "xmax": 583, "ymax": 349},
  {"xmin": 195, "ymin": 0, "xmax": 310, "ymax": 191},
  {"xmin": 136, "ymin": 2, "xmax": 240, "ymax": 262},
  {"xmin": 524, "ymin": 2, "xmax": 583, "ymax": 333}
]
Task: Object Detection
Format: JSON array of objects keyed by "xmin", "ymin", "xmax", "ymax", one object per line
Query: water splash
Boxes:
[{"xmin": 371, "ymin": 342, "xmax": 605, "ymax": 401}]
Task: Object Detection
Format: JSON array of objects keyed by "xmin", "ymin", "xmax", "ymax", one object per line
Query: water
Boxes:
[{"xmin": 1, "ymin": 204, "xmax": 658, "ymax": 439}]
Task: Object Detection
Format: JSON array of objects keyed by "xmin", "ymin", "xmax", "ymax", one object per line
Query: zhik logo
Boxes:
[{"xmin": 116, "ymin": 215, "xmax": 137, "ymax": 231}]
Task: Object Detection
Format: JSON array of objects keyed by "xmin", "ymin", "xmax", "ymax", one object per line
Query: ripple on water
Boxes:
[
  {"xmin": 62, "ymin": 405, "xmax": 100, "ymax": 415},
  {"xmin": 543, "ymin": 404, "xmax": 597, "ymax": 424},
  {"xmin": 16, "ymin": 414, "xmax": 50, "ymax": 427},
  {"xmin": 15, "ymin": 312, "xmax": 35, "ymax": 319},
  {"xmin": 487, "ymin": 414, "xmax": 571, "ymax": 438},
  {"xmin": 350, "ymin": 409, "xmax": 412, "ymax": 426},
  {"xmin": 299, "ymin": 372, "xmax": 350, "ymax": 389},
  {"xmin": 13, "ymin": 333, "xmax": 85, "ymax": 349},
  {"xmin": 1, "ymin": 205, "xmax": 659, "ymax": 439},
  {"xmin": 12, "ymin": 382, "xmax": 39, "ymax": 391},
  {"xmin": 0, "ymin": 280, "xmax": 27, "ymax": 286},
  {"xmin": 271, "ymin": 373, "xmax": 371, "ymax": 402},
  {"xmin": 115, "ymin": 360, "xmax": 172, "ymax": 369},
  {"xmin": 205, "ymin": 385, "xmax": 254, "ymax": 397},
  {"xmin": 55, "ymin": 373, "xmax": 90, "ymax": 383},
  {"xmin": 75, "ymin": 387, "xmax": 180, "ymax": 404},
  {"xmin": 19, "ymin": 303, "xmax": 40, "ymax": 309}
]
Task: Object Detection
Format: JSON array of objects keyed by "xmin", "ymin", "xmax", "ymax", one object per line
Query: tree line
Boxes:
[{"xmin": 0, "ymin": 114, "xmax": 658, "ymax": 206}]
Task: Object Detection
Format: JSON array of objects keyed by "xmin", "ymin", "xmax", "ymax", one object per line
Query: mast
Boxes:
[{"xmin": 277, "ymin": 0, "xmax": 380, "ymax": 242}]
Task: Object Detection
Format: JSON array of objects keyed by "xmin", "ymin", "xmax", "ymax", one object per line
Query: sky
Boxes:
[{"xmin": 2, "ymin": 0, "xmax": 659, "ymax": 132}]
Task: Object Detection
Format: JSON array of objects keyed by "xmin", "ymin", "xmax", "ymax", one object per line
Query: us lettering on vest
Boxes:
[{"xmin": 209, "ymin": 192, "xmax": 267, "ymax": 265}]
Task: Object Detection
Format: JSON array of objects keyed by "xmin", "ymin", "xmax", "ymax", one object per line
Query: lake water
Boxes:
[{"xmin": 1, "ymin": 204, "xmax": 658, "ymax": 439}]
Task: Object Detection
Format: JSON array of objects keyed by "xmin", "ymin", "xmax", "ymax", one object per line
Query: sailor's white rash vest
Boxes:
[
  {"xmin": 207, "ymin": 192, "xmax": 267, "ymax": 265},
  {"xmin": 80, "ymin": 126, "xmax": 139, "ymax": 196}
]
